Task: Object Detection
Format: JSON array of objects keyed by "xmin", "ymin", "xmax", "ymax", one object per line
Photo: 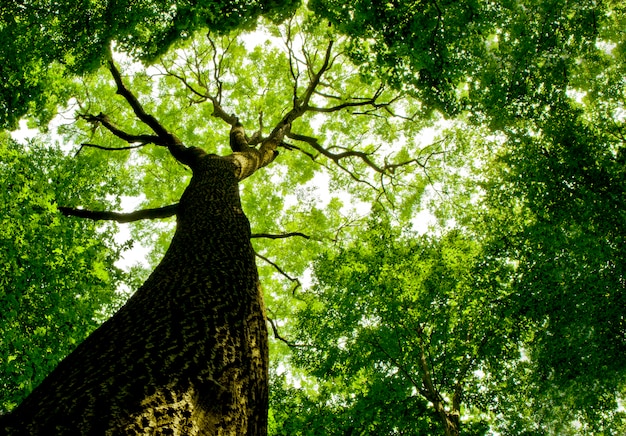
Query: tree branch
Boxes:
[
  {"xmin": 287, "ymin": 132, "xmax": 386, "ymax": 174},
  {"xmin": 59, "ymin": 204, "xmax": 179, "ymax": 223},
  {"xmin": 255, "ymin": 252, "xmax": 301, "ymax": 295},
  {"xmin": 251, "ymin": 232, "xmax": 310, "ymax": 240},
  {"xmin": 75, "ymin": 142, "xmax": 148, "ymax": 157},
  {"xmin": 106, "ymin": 51, "xmax": 199, "ymax": 167},
  {"xmin": 79, "ymin": 113, "xmax": 161, "ymax": 145},
  {"xmin": 266, "ymin": 316, "xmax": 309, "ymax": 348}
]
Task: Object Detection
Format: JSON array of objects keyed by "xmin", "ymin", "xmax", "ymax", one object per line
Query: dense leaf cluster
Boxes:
[
  {"xmin": 0, "ymin": 0, "xmax": 300, "ymax": 129},
  {"xmin": 0, "ymin": 135, "xmax": 130, "ymax": 411}
]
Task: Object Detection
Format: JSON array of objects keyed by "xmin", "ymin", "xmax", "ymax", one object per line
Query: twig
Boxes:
[
  {"xmin": 255, "ymin": 252, "xmax": 302, "ymax": 295},
  {"xmin": 267, "ymin": 316, "xmax": 309, "ymax": 348}
]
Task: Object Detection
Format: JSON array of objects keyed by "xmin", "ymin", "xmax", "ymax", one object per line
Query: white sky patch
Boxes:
[
  {"xmin": 411, "ymin": 207, "xmax": 437, "ymax": 234},
  {"xmin": 10, "ymin": 119, "xmax": 39, "ymax": 144}
]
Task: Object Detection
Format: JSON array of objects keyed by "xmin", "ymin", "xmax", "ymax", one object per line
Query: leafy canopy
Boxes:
[{"xmin": 1, "ymin": 0, "xmax": 625, "ymax": 433}]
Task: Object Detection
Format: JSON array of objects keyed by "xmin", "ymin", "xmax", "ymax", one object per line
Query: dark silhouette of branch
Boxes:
[
  {"xmin": 74, "ymin": 142, "xmax": 149, "ymax": 157},
  {"xmin": 107, "ymin": 58, "xmax": 171, "ymax": 139},
  {"xmin": 59, "ymin": 204, "xmax": 179, "ymax": 223},
  {"xmin": 306, "ymin": 85, "xmax": 391, "ymax": 114},
  {"xmin": 106, "ymin": 51, "xmax": 199, "ymax": 167},
  {"xmin": 255, "ymin": 252, "xmax": 301, "ymax": 295},
  {"xmin": 287, "ymin": 132, "xmax": 386, "ymax": 173},
  {"xmin": 266, "ymin": 317, "xmax": 309, "ymax": 348},
  {"xmin": 79, "ymin": 113, "xmax": 161, "ymax": 145},
  {"xmin": 251, "ymin": 232, "xmax": 310, "ymax": 240},
  {"xmin": 163, "ymin": 67, "xmax": 237, "ymax": 126}
]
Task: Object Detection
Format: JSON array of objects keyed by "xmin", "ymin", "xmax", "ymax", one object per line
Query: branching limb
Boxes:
[
  {"xmin": 105, "ymin": 51, "xmax": 201, "ymax": 167},
  {"xmin": 107, "ymin": 56, "xmax": 171, "ymax": 139},
  {"xmin": 163, "ymin": 66, "xmax": 237, "ymax": 126},
  {"xmin": 266, "ymin": 315, "xmax": 310, "ymax": 348},
  {"xmin": 306, "ymin": 84, "xmax": 389, "ymax": 114},
  {"xmin": 227, "ymin": 123, "xmax": 291, "ymax": 180},
  {"xmin": 255, "ymin": 252, "xmax": 301, "ymax": 295},
  {"xmin": 79, "ymin": 113, "xmax": 161, "ymax": 145},
  {"xmin": 287, "ymin": 132, "xmax": 386, "ymax": 173},
  {"xmin": 59, "ymin": 204, "xmax": 179, "ymax": 223}
]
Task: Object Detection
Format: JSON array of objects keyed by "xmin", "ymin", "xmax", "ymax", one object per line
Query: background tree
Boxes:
[
  {"xmin": 0, "ymin": 134, "xmax": 131, "ymax": 412},
  {"xmin": 271, "ymin": 217, "xmax": 514, "ymax": 436},
  {"xmin": 0, "ymin": 0, "xmax": 300, "ymax": 129}
]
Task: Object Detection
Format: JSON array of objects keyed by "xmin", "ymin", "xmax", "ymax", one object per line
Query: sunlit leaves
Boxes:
[
  {"xmin": 274, "ymin": 217, "xmax": 516, "ymax": 433},
  {"xmin": 0, "ymin": 135, "xmax": 128, "ymax": 412}
]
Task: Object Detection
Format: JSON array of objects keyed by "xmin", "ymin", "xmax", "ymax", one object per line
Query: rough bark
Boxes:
[{"xmin": 2, "ymin": 153, "xmax": 269, "ymax": 435}]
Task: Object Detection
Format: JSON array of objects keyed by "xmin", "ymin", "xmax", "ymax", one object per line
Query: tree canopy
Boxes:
[{"xmin": 1, "ymin": 0, "xmax": 625, "ymax": 434}]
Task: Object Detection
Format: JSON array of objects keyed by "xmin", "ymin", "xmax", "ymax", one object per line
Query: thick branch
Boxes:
[
  {"xmin": 107, "ymin": 58, "xmax": 170, "ymax": 139},
  {"xmin": 80, "ymin": 113, "xmax": 161, "ymax": 145},
  {"xmin": 227, "ymin": 123, "xmax": 290, "ymax": 180},
  {"xmin": 59, "ymin": 204, "xmax": 179, "ymax": 223}
]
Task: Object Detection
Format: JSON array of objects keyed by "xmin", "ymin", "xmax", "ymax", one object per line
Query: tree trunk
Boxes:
[{"xmin": 1, "ymin": 155, "xmax": 269, "ymax": 435}]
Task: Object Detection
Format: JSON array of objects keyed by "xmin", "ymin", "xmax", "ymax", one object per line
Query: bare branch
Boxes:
[
  {"xmin": 251, "ymin": 232, "xmax": 310, "ymax": 240},
  {"xmin": 75, "ymin": 142, "xmax": 147, "ymax": 157},
  {"xmin": 267, "ymin": 316, "xmax": 310, "ymax": 348},
  {"xmin": 59, "ymin": 204, "xmax": 178, "ymax": 223},
  {"xmin": 255, "ymin": 252, "xmax": 301, "ymax": 295}
]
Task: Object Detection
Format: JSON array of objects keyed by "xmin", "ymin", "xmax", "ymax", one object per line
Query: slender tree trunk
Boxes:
[{"xmin": 2, "ymin": 155, "xmax": 269, "ymax": 435}]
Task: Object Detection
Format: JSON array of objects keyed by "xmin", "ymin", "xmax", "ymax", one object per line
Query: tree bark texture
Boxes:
[{"xmin": 2, "ymin": 155, "xmax": 269, "ymax": 435}]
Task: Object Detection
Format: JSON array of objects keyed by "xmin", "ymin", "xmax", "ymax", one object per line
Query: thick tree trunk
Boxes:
[{"xmin": 2, "ymin": 155, "xmax": 268, "ymax": 435}]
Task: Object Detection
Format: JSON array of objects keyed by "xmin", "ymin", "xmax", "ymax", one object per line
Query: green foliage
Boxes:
[
  {"xmin": 477, "ymin": 104, "xmax": 626, "ymax": 431},
  {"xmin": 0, "ymin": 135, "xmax": 128, "ymax": 412},
  {"xmin": 269, "ymin": 370, "xmax": 441, "ymax": 435},
  {"xmin": 0, "ymin": 0, "xmax": 301, "ymax": 129},
  {"xmin": 269, "ymin": 216, "xmax": 515, "ymax": 434},
  {"xmin": 2, "ymin": 0, "xmax": 626, "ymax": 432}
]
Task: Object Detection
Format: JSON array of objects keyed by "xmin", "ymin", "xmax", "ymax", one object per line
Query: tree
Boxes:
[
  {"xmin": 0, "ymin": 134, "xmax": 130, "ymax": 413},
  {"xmin": 1, "ymin": 10, "xmax": 423, "ymax": 433},
  {"xmin": 271, "ymin": 218, "xmax": 510, "ymax": 436},
  {"xmin": 2, "ymin": 0, "xmax": 626, "ymax": 434}
]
